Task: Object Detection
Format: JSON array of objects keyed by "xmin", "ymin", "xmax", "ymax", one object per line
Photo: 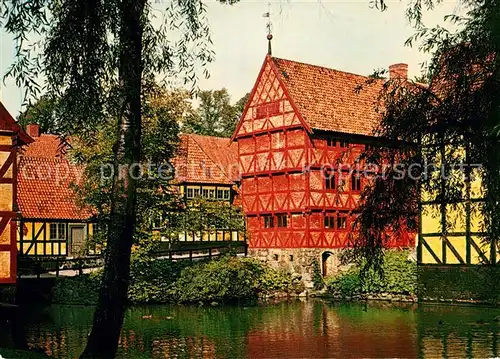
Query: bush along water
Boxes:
[
  {"xmin": 51, "ymin": 255, "xmax": 304, "ymax": 305},
  {"xmin": 325, "ymin": 250, "xmax": 417, "ymax": 301}
]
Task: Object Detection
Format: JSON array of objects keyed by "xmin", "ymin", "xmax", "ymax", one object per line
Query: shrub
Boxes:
[
  {"xmin": 326, "ymin": 250, "xmax": 416, "ymax": 298},
  {"xmin": 418, "ymin": 265, "xmax": 500, "ymax": 303},
  {"xmin": 127, "ymin": 258, "xmax": 191, "ymax": 303},
  {"xmin": 52, "ymin": 270, "xmax": 102, "ymax": 305},
  {"xmin": 170, "ymin": 256, "xmax": 304, "ymax": 303},
  {"xmin": 52, "ymin": 256, "xmax": 303, "ymax": 305},
  {"xmin": 170, "ymin": 256, "xmax": 262, "ymax": 303},
  {"xmin": 256, "ymin": 265, "xmax": 304, "ymax": 295}
]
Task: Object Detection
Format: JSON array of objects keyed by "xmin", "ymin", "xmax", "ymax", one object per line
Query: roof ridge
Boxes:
[
  {"xmin": 189, "ymin": 135, "xmax": 233, "ymax": 182},
  {"xmin": 182, "ymin": 132, "xmax": 232, "ymax": 142},
  {"xmin": 271, "ymin": 56, "xmax": 379, "ymax": 81}
]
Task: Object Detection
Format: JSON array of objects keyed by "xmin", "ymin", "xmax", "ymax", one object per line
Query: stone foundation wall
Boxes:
[{"xmin": 248, "ymin": 248, "xmax": 348, "ymax": 289}]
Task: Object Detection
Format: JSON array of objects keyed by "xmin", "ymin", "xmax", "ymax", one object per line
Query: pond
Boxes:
[{"xmin": 11, "ymin": 300, "xmax": 500, "ymax": 358}]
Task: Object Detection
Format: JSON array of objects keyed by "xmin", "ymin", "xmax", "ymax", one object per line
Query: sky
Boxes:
[{"xmin": 0, "ymin": 0, "xmax": 459, "ymax": 117}]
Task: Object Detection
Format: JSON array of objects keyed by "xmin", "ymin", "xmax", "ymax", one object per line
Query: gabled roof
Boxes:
[
  {"xmin": 233, "ymin": 55, "xmax": 392, "ymax": 139},
  {"xmin": 0, "ymin": 102, "xmax": 33, "ymax": 145},
  {"xmin": 270, "ymin": 56, "xmax": 385, "ymax": 136},
  {"xmin": 173, "ymin": 134, "xmax": 239, "ymax": 185},
  {"xmin": 17, "ymin": 133, "xmax": 91, "ymax": 220}
]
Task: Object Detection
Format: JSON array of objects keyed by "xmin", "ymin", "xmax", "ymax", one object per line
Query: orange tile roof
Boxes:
[
  {"xmin": 271, "ymin": 56, "xmax": 386, "ymax": 136},
  {"xmin": 17, "ymin": 134, "xmax": 92, "ymax": 220},
  {"xmin": 20, "ymin": 134, "xmax": 67, "ymax": 158},
  {"xmin": 173, "ymin": 134, "xmax": 239, "ymax": 185}
]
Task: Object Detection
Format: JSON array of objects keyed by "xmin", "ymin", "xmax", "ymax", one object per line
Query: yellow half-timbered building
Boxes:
[
  {"xmin": 16, "ymin": 124, "xmax": 97, "ymax": 257},
  {"xmin": 418, "ymin": 146, "xmax": 498, "ymax": 265},
  {"xmin": 165, "ymin": 133, "xmax": 243, "ymax": 242}
]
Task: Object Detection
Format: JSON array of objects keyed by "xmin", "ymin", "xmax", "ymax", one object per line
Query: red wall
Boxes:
[{"xmin": 234, "ymin": 57, "xmax": 413, "ymax": 249}]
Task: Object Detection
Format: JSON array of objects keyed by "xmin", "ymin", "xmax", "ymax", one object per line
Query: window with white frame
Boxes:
[{"xmin": 49, "ymin": 223, "xmax": 67, "ymax": 240}]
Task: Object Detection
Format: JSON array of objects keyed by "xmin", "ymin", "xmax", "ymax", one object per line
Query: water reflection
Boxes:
[{"xmin": 16, "ymin": 300, "xmax": 500, "ymax": 358}]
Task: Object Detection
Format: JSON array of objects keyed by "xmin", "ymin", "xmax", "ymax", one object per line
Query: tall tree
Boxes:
[
  {"xmin": 17, "ymin": 95, "xmax": 59, "ymax": 133},
  {"xmin": 183, "ymin": 89, "xmax": 249, "ymax": 138},
  {"xmin": 70, "ymin": 85, "xmax": 190, "ymax": 235},
  {"xmin": 1, "ymin": 1, "xmax": 237, "ymax": 357},
  {"xmin": 234, "ymin": 92, "xmax": 250, "ymax": 118}
]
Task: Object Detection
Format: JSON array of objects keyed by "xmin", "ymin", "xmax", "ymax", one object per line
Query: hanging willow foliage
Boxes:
[
  {"xmin": 351, "ymin": 0, "xmax": 500, "ymax": 271},
  {"xmin": 0, "ymin": 0, "xmax": 229, "ymax": 136}
]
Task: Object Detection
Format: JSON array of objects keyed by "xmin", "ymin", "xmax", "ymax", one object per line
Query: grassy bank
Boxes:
[{"xmin": 52, "ymin": 256, "xmax": 304, "ymax": 305}]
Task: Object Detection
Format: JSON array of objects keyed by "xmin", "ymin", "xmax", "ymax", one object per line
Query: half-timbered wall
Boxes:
[
  {"xmin": 419, "ymin": 149, "xmax": 498, "ymax": 264},
  {"xmin": 0, "ymin": 133, "xmax": 16, "ymax": 283},
  {"xmin": 236, "ymin": 57, "xmax": 311, "ymax": 248},
  {"xmin": 235, "ymin": 56, "xmax": 413, "ymax": 250},
  {"xmin": 17, "ymin": 221, "xmax": 97, "ymax": 257}
]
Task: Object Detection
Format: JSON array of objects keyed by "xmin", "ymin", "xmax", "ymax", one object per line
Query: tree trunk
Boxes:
[{"xmin": 80, "ymin": 0, "xmax": 144, "ymax": 358}]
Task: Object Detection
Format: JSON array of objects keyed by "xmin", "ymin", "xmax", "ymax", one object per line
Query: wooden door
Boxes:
[{"xmin": 70, "ymin": 226, "xmax": 85, "ymax": 256}]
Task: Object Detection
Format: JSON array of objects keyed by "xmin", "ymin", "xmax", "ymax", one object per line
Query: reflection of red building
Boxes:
[
  {"xmin": 245, "ymin": 302, "xmax": 418, "ymax": 359},
  {"xmin": 232, "ymin": 55, "xmax": 413, "ymax": 277}
]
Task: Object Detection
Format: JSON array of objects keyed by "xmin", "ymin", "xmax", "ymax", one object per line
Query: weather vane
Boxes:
[{"xmin": 263, "ymin": 0, "xmax": 273, "ymax": 55}]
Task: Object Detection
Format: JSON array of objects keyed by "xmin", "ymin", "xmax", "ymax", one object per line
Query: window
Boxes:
[
  {"xmin": 325, "ymin": 169, "xmax": 347, "ymax": 192},
  {"xmin": 263, "ymin": 215, "xmax": 274, "ymax": 228},
  {"xmin": 223, "ymin": 189, "xmax": 230, "ymax": 200},
  {"xmin": 289, "ymin": 255, "xmax": 294, "ymax": 262},
  {"xmin": 209, "ymin": 189, "xmax": 215, "ymax": 199},
  {"xmin": 49, "ymin": 223, "xmax": 66, "ymax": 240},
  {"xmin": 202, "ymin": 188, "xmax": 209, "ymax": 198},
  {"xmin": 351, "ymin": 174, "xmax": 362, "ymax": 191},
  {"xmin": 325, "ymin": 214, "xmax": 348, "ymax": 229},
  {"xmin": 193, "ymin": 188, "xmax": 200, "ymax": 197},
  {"xmin": 337, "ymin": 215, "xmax": 347, "ymax": 230},
  {"xmin": 256, "ymin": 102, "xmax": 280, "ymax": 119},
  {"xmin": 324, "ymin": 169, "xmax": 335, "ymax": 190},
  {"xmin": 186, "ymin": 188, "xmax": 194, "ymax": 198},
  {"xmin": 326, "ymin": 139, "xmax": 349, "ymax": 148},
  {"xmin": 217, "ymin": 189, "xmax": 224, "ymax": 199},
  {"xmin": 277, "ymin": 214, "xmax": 288, "ymax": 228},
  {"xmin": 324, "ymin": 215, "xmax": 335, "ymax": 229}
]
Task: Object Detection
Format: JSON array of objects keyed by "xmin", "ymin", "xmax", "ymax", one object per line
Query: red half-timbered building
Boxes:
[{"xmin": 232, "ymin": 55, "xmax": 414, "ymax": 276}]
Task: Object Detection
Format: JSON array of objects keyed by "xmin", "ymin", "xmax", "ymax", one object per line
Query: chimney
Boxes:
[
  {"xmin": 26, "ymin": 123, "xmax": 40, "ymax": 138},
  {"xmin": 389, "ymin": 63, "xmax": 408, "ymax": 80}
]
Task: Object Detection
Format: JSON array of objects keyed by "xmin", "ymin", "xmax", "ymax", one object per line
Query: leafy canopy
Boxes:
[{"xmin": 183, "ymin": 89, "xmax": 250, "ymax": 138}]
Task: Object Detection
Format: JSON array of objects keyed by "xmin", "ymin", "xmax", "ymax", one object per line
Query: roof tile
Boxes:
[
  {"xmin": 172, "ymin": 134, "xmax": 239, "ymax": 185},
  {"xmin": 17, "ymin": 134, "xmax": 91, "ymax": 220},
  {"xmin": 271, "ymin": 57, "xmax": 385, "ymax": 136}
]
